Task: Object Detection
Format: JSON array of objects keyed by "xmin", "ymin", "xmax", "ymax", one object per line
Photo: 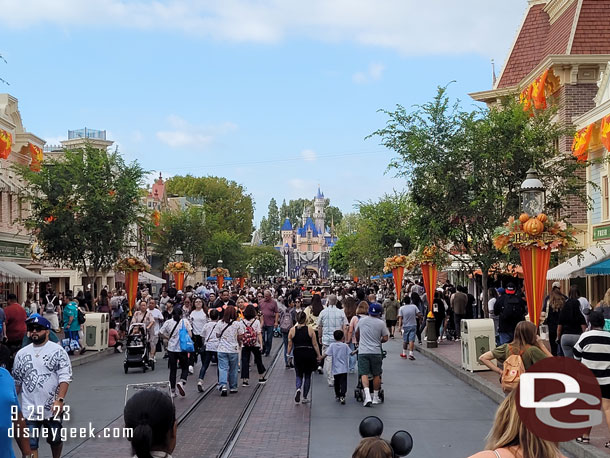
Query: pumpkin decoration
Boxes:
[
  {"xmin": 519, "ymin": 213, "xmax": 530, "ymax": 223},
  {"xmin": 537, "ymin": 213, "xmax": 548, "ymax": 223},
  {"xmin": 523, "ymin": 217, "xmax": 544, "ymax": 236},
  {"xmin": 127, "ymin": 258, "xmax": 136, "ymax": 266},
  {"xmin": 175, "ymin": 262, "xmax": 183, "ymax": 269}
]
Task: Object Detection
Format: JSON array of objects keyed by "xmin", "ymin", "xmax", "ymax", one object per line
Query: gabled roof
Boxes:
[
  {"xmin": 298, "ymin": 217, "xmax": 318, "ymax": 237},
  {"xmin": 281, "ymin": 217, "xmax": 293, "ymax": 231}
]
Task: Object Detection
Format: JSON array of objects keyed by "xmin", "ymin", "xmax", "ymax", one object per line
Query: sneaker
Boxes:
[
  {"xmin": 340, "ymin": 397, "xmax": 346, "ymax": 405},
  {"xmin": 295, "ymin": 388, "xmax": 301, "ymax": 403},
  {"xmin": 197, "ymin": 380, "xmax": 204, "ymax": 392},
  {"xmin": 363, "ymin": 397, "xmax": 372, "ymax": 407},
  {"xmin": 317, "ymin": 367, "xmax": 323, "ymax": 374},
  {"xmin": 335, "ymin": 396, "xmax": 340, "ymax": 402},
  {"xmin": 171, "ymin": 390, "xmax": 177, "ymax": 398},
  {"xmin": 258, "ymin": 377, "xmax": 267, "ymax": 384},
  {"xmin": 176, "ymin": 380, "xmax": 186, "ymax": 397},
  {"xmin": 116, "ymin": 347, "xmax": 123, "ymax": 353},
  {"xmin": 301, "ymin": 398, "xmax": 310, "ymax": 404},
  {"xmin": 242, "ymin": 379, "xmax": 250, "ymax": 387},
  {"xmin": 220, "ymin": 386, "xmax": 228, "ymax": 397},
  {"xmin": 372, "ymin": 395, "xmax": 381, "ymax": 405},
  {"xmin": 230, "ymin": 388, "xmax": 238, "ymax": 393},
  {"xmin": 400, "ymin": 353, "xmax": 407, "ymax": 358},
  {"xmin": 163, "ymin": 353, "xmax": 169, "ymax": 359},
  {"xmin": 408, "ymin": 354, "xmax": 415, "ymax": 361},
  {"xmin": 188, "ymin": 365, "xmax": 194, "ymax": 374},
  {"xmin": 328, "ymin": 382, "xmax": 334, "ymax": 387}
]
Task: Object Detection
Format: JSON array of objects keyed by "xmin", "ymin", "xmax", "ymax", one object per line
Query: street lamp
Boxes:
[
  {"xmin": 175, "ymin": 249, "xmax": 183, "ymax": 262},
  {"xmin": 393, "ymin": 240, "xmax": 403, "ymax": 256},
  {"xmin": 364, "ymin": 258, "xmax": 372, "ymax": 282},
  {"xmin": 217, "ymin": 259, "xmax": 223, "ymax": 266},
  {"xmin": 520, "ymin": 168, "xmax": 546, "ymax": 216}
]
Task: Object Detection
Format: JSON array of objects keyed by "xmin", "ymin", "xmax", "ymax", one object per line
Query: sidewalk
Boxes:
[{"xmin": 416, "ymin": 339, "xmax": 610, "ymax": 458}]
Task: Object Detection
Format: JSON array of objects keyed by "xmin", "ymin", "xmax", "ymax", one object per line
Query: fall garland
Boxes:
[
  {"xmin": 493, "ymin": 213, "xmax": 577, "ymax": 253},
  {"xmin": 210, "ymin": 267, "xmax": 230, "ymax": 277},
  {"xmin": 165, "ymin": 261, "xmax": 195, "ymax": 274},
  {"xmin": 412, "ymin": 246, "xmax": 451, "ymax": 269},
  {"xmin": 383, "ymin": 254, "xmax": 417, "ymax": 273},
  {"xmin": 116, "ymin": 257, "xmax": 150, "ymax": 273}
]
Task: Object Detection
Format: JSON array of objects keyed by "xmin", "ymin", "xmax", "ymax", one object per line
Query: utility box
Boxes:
[
  {"xmin": 84, "ymin": 312, "xmax": 109, "ymax": 351},
  {"xmin": 461, "ymin": 319, "xmax": 495, "ymax": 372}
]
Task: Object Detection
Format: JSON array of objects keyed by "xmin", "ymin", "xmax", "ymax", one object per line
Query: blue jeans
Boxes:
[
  {"xmin": 218, "ymin": 352, "xmax": 239, "ymax": 390},
  {"xmin": 499, "ymin": 332, "xmax": 513, "ymax": 345},
  {"xmin": 198, "ymin": 350, "xmax": 217, "ymax": 381},
  {"xmin": 282, "ymin": 331, "xmax": 293, "ymax": 365},
  {"xmin": 262, "ymin": 325, "xmax": 274, "ymax": 355}
]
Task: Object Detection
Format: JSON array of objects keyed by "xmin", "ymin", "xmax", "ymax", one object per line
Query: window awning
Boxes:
[
  {"xmin": 0, "ymin": 262, "xmax": 49, "ymax": 282},
  {"xmin": 547, "ymin": 245, "xmax": 610, "ymax": 280},
  {"xmin": 586, "ymin": 258, "xmax": 610, "ymax": 276},
  {"xmin": 115, "ymin": 271, "xmax": 167, "ymax": 284}
]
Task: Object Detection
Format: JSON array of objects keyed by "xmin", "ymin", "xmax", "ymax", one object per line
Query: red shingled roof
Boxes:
[
  {"xmin": 543, "ymin": 1, "xmax": 576, "ymax": 56},
  {"xmin": 570, "ymin": 0, "xmax": 610, "ymax": 54}
]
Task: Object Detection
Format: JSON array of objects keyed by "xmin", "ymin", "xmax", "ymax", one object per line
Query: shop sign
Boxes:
[
  {"xmin": 593, "ymin": 224, "xmax": 610, "ymax": 241},
  {"xmin": 0, "ymin": 240, "xmax": 30, "ymax": 259}
]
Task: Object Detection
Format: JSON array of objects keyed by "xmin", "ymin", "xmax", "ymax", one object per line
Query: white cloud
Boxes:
[
  {"xmin": 353, "ymin": 62, "xmax": 385, "ymax": 84},
  {"xmin": 156, "ymin": 115, "xmax": 237, "ymax": 149},
  {"xmin": 301, "ymin": 149, "xmax": 317, "ymax": 162},
  {"xmin": 0, "ymin": 0, "xmax": 527, "ymax": 56}
]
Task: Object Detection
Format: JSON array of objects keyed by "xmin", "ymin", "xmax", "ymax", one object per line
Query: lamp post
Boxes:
[
  {"xmin": 364, "ymin": 258, "xmax": 372, "ymax": 284},
  {"xmin": 520, "ymin": 168, "xmax": 546, "ymax": 216},
  {"xmin": 393, "ymin": 240, "xmax": 403, "ymax": 256},
  {"xmin": 175, "ymin": 249, "xmax": 183, "ymax": 262}
]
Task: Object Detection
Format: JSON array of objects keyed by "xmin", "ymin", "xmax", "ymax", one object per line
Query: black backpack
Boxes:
[
  {"xmin": 77, "ymin": 308, "xmax": 86, "ymax": 325},
  {"xmin": 501, "ymin": 294, "xmax": 524, "ymax": 321}
]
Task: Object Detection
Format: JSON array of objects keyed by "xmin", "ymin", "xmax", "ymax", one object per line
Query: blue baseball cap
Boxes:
[
  {"xmin": 26, "ymin": 314, "xmax": 51, "ymax": 329},
  {"xmin": 497, "ymin": 287, "xmax": 505, "ymax": 294},
  {"xmin": 368, "ymin": 303, "xmax": 383, "ymax": 316}
]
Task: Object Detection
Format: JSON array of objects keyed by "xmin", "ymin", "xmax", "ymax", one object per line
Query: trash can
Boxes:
[
  {"xmin": 461, "ymin": 318, "xmax": 495, "ymax": 372},
  {"xmin": 84, "ymin": 312, "xmax": 109, "ymax": 351}
]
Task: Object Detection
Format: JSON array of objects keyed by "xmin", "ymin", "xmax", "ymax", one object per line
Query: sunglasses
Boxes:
[{"xmin": 28, "ymin": 325, "xmax": 47, "ymax": 332}]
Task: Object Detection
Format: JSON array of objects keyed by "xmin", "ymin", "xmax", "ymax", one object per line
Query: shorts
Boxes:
[
  {"xmin": 386, "ymin": 319, "xmax": 397, "ymax": 328},
  {"xmin": 26, "ymin": 419, "xmax": 63, "ymax": 449},
  {"xmin": 358, "ymin": 353, "xmax": 383, "ymax": 377},
  {"xmin": 402, "ymin": 325, "xmax": 417, "ymax": 343},
  {"xmin": 601, "ymin": 384, "xmax": 610, "ymax": 399},
  {"xmin": 148, "ymin": 333, "xmax": 159, "ymax": 350}
]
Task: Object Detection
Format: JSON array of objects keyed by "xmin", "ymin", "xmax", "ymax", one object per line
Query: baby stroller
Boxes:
[
  {"xmin": 354, "ymin": 346, "xmax": 386, "ymax": 403},
  {"xmin": 124, "ymin": 324, "xmax": 155, "ymax": 373}
]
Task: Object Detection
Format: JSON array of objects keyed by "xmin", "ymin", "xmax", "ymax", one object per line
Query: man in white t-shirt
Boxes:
[
  {"xmin": 147, "ymin": 299, "xmax": 164, "ymax": 362},
  {"xmin": 398, "ymin": 300, "xmax": 422, "ymax": 360},
  {"xmin": 12, "ymin": 314, "xmax": 72, "ymax": 458}
]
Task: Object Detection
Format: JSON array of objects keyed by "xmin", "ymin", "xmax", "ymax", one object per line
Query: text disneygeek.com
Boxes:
[{"xmin": 8, "ymin": 424, "xmax": 133, "ymax": 441}]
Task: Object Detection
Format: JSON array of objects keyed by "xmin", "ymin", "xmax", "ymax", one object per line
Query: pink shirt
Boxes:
[{"xmin": 259, "ymin": 298, "xmax": 278, "ymax": 327}]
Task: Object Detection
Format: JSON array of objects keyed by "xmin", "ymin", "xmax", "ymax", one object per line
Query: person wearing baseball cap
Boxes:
[
  {"xmin": 494, "ymin": 283, "xmax": 527, "ymax": 344},
  {"xmin": 355, "ymin": 302, "xmax": 389, "ymax": 407}
]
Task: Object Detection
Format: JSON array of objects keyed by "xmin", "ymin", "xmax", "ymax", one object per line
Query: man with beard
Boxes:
[{"xmin": 12, "ymin": 314, "xmax": 72, "ymax": 458}]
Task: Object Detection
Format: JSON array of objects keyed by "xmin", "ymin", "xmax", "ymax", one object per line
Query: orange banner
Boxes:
[
  {"xmin": 520, "ymin": 85, "xmax": 533, "ymax": 112},
  {"xmin": 353, "ymin": 276, "xmax": 359, "ymax": 283},
  {"xmin": 392, "ymin": 266, "xmax": 404, "ymax": 300},
  {"xmin": 0, "ymin": 129, "xmax": 12, "ymax": 159},
  {"xmin": 518, "ymin": 246, "xmax": 551, "ymax": 327},
  {"xmin": 28, "ymin": 143, "xmax": 43, "ymax": 172},
  {"xmin": 238, "ymin": 277, "xmax": 245, "ymax": 289},
  {"xmin": 421, "ymin": 262, "xmax": 438, "ymax": 318},
  {"xmin": 532, "ymin": 69, "xmax": 548, "ymax": 110},
  {"xmin": 572, "ymin": 124, "xmax": 594, "ymax": 162},
  {"xmin": 175, "ymin": 272, "xmax": 185, "ymax": 291},
  {"xmin": 125, "ymin": 271, "xmax": 139, "ymax": 316},
  {"xmin": 217, "ymin": 275, "xmax": 224, "ymax": 289},
  {"xmin": 601, "ymin": 115, "xmax": 610, "ymax": 152},
  {"xmin": 152, "ymin": 210, "xmax": 161, "ymax": 227}
]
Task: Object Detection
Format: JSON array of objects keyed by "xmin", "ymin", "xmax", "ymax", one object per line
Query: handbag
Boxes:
[{"xmin": 179, "ymin": 320, "xmax": 195, "ymax": 352}]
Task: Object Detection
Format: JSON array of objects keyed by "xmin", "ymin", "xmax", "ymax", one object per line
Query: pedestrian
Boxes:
[
  {"xmin": 215, "ymin": 306, "xmax": 243, "ymax": 396},
  {"xmin": 124, "ymin": 389, "xmax": 177, "ymax": 458},
  {"xmin": 382, "ymin": 293, "xmax": 399, "ymax": 338},
  {"xmin": 0, "ymin": 365, "xmax": 32, "ymax": 458},
  {"xmin": 240, "ymin": 304, "xmax": 267, "ymax": 386},
  {"xmin": 543, "ymin": 286, "xmax": 566, "ymax": 356},
  {"xmin": 189, "ymin": 297, "xmax": 208, "ymax": 371},
  {"xmin": 12, "ymin": 314, "xmax": 72, "ymax": 458},
  {"xmin": 320, "ymin": 329, "xmax": 351, "ymax": 404},
  {"xmin": 487, "ymin": 288, "xmax": 499, "ymax": 344},
  {"xmin": 62, "ymin": 293, "xmax": 81, "ymax": 354},
  {"xmin": 108, "ymin": 320, "xmax": 123, "ymax": 352},
  {"xmin": 352, "ymin": 437, "xmax": 393, "ymax": 458},
  {"xmin": 450, "ymin": 286, "xmax": 468, "ymax": 340},
  {"xmin": 279, "ymin": 299, "xmax": 296, "ymax": 368},
  {"xmin": 557, "ymin": 287, "xmax": 587, "ymax": 358},
  {"xmin": 287, "ymin": 311, "xmax": 321, "ymax": 404},
  {"xmin": 159, "ymin": 308, "xmax": 192, "ymax": 397},
  {"xmin": 494, "ymin": 283, "xmax": 527, "ymax": 344},
  {"xmin": 468, "ymin": 389, "xmax": 565, "ymax": 458},
  {"xmin": 573, "ymin": 310, "xmax": 610, "ymax": 446},
  {"xmin": 42, "ymin": 289, "xmax": 61, "ymax": 333},
  {"xmin": 356, "ymin": 303, "xmax": 389, "ymax": 407},
  {"xmin": 306, "ymin": 294, "xmax": 324, "ymax": 373},
  {"xmin": 258, "ymin": 290, "xmax": 279, "ymax": 357},
  {"xmin": 197, "ymin": 308, "xmax": 220, "ymax": 392},
  {"xmin": 318, "ymin": 294, "xmax": 348, "ymax": 387},
  {"xmin": 432, "ymin": 290, "xmax": 446, "ymax": 342},
  {"xmin": 347, "ymin": 301, "xmax": 368, "ymax": 373},
  {"xmin": 146, "ymin": 299, "xmax": 164, "ymax": 362},
  {"xmin": 398, "ymin": 296, "xmax": 422, "ymax": 360},
  {"xmin": 3, "ymin": 294, "xmax": 27, "ymax": 370},
  {"xmin": 96, "ymin": 288, "xmax": 111, "ymax": 314},
  {"xmin": 159, "ymin": 289, "xmax": 170, "ymax": 312}
]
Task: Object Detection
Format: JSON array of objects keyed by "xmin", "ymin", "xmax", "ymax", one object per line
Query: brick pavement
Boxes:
[{"xmin": 417, "ymin": 338, "xmax": 610, "ymax": 458}]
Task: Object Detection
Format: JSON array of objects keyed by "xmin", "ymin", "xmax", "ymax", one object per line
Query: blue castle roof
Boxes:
[
  {"xmin": 281, "ymin": 217, "xmax": 292, "ymax": 231},
  {"xmin": 298, "ymin": 217, "xmax": 318, "ymax": 237},
  {"xmin": 317, "ymin": 186, "xmax": 324, "ymax": 199}
]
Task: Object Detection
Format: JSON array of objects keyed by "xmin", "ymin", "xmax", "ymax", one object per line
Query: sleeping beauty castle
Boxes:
[{"xmin": 276, "ymin": 187, "xmax": 338, "ymax": 279}]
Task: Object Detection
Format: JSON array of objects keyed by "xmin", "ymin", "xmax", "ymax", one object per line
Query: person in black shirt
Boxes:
[
  {"xmin": 557, "ymin": 287, "xmax": 587, "ymax": 358},
  {"xmin": 494, "ymin": 283, "xmax": 527, "ymax": 345}
]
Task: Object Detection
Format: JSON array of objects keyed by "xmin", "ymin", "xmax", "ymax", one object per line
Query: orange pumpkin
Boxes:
[
  {"xmin": 128, "ymin": 258, "xmax": 136, "ymax": 266},
  {"xmin": 519, "ymin": 213, "xmax": 530, "ymax": 223},
  {"xmin": 523, "ymin": 218, "xmax": 544, "ymax": 236},
  {"xmin": 175, "ymin": 262, "xmax": 183, "ymax": 269},
  {"xmin": 537, "ymin": 213, "xmax": 548, "ymax": 223}
]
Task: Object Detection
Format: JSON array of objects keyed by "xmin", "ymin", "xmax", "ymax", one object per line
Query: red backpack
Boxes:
[{"xmin": 242, "ymin": 319, "xmax": 258, "ymax": 347}]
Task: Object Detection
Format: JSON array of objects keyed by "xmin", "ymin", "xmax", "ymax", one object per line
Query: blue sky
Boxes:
[{"xmin": 0, "ymin": 0, "xmax": 527, "ymax": 224}]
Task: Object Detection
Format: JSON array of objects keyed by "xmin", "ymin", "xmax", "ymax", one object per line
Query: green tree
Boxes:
[
  {"xmin": 165, "ymin": 175, "xmax": 254, "ymax": 240},
  {"xmin": 284, "ymin": 198, "xmax": 313, "ymax": 228},
  {"xmin": 324, "ymin": 203, "xmax": 343, "ymax": 229},
  {"xmin": 251, "ymin": 251, "xmax": 284, "ymax": 278},
  {"xmin": 16, "ymin": 145, "xmax": 145, "ymax": 284},
  {"xmin": 260, "ymin": 198, "xmax": 280, "ymax": 245},
  {"xmin": 370, "ymin": 87, "xmax": 588, "ymax": 309},
  {"xmin": 329, "ymin": 233, "xmax": 356, "ymax": 275},
  {"xmin": 152, "ymin": 206, "xmax": 207, "ymax": 267}
]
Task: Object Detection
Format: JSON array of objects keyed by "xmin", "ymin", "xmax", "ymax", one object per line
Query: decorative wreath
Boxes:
[
  {"xmin": 210, "ymin": 267, "xmax": 230, "ymax": 277},
  {"xmin": 383, "ymin": 254, "xmax": 417, "ymax": 273},
  {"xmin": 412, "ymin": 246, "xmax": 451, "ymax": 269},
  {"xmin": 116, "ymin": 257, "xmax": 150, "ymax": 273},
  {"xmin": 165, "ymin": 261, "xmax": 195, "ymax": 274},
  {"xmin": 492, "ymin": 213, "xmax": 577, "ymax": 253}
]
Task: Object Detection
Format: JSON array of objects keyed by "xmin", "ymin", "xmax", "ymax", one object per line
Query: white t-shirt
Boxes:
[
  {"xmin": 487, "ymin": 298, "xmax": 497, "ymax": 316},
  {"xmin": 215, "ymin": 321, "xmax": 243, "ymax": 354},
  {"xmin": 190, "ymin": 309, "xmax": 208, "ymax": 336},
  {"xmin": 159, "ymin": 318, "xmax": 191, "ymax": 353},
  {"xmin": 240, "ymin": 318, "xmax": 262, "ymax": 348},
  {"xmin": 148, "ymin": 308, "xmax": 164, "ymax": 335},
  {"xmin": 12, "ymin": 341, "xmax": 72, "ymax": 419},
  {"xmin": 202, "ymin": 321, "xmax": 220, "ymax": 352}
]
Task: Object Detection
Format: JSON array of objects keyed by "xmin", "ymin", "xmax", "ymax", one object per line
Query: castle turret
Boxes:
[
  {"xmin": 281, "ymin": 217, "xmax": 293, "ymax": 246},
  {"xmin": 314, "ymin": 186, "xmax": 325, "ymax": 234}
]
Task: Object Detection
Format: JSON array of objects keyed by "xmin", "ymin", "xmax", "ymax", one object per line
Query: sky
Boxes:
[{"xmin": 0, "ymin": 0, "xmax": 528, "ymax": 225}]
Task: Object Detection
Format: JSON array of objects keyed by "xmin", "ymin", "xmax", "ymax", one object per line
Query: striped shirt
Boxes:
[{"xmin": 573, "ymin": 330, "xmax": 610, "ymax": 386}]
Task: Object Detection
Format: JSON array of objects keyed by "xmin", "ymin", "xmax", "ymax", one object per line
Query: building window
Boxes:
[{"xmin": 602, "ymin": 175, "xmax": 610, "ymax": 220}]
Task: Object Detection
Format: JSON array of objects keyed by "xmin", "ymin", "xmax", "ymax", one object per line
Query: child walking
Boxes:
[{"xmin": 320, "ymin": 329, "xmax": 351, "ymax": 404}]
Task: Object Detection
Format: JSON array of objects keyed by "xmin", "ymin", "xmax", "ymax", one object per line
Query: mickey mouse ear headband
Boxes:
[{"xmin": 358, "ymin": 416, "xmax": 413, "ymax": 457}]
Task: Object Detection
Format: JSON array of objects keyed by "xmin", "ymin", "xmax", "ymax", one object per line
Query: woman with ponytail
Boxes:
[{"xmin": 124, "ymin": 389, "xmax": 176, "ymax": 458}]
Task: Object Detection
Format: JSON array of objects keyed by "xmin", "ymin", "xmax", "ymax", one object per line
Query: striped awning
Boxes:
[
  {"xmin": 547, "ymin": 245, "xmax": 610, "ymax": 280},
  {"xmin": 0, "ymin": 261, "xmax": 49, "ymax": 282},
  {"xmin": 115, "ymin": 271, "xmax": 166, "ymax": 284}
]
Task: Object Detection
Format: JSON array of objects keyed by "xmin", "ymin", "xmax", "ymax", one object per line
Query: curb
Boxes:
[
  {"xmin": 415, "ymin": 344, "xmax": 609, "ymax": 458},
  {"xmin": 70, "ymin": 347, "xmax": 115, "ymax": 368}
]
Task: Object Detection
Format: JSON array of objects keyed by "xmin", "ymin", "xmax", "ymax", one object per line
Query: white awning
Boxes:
[
  {"xmin": 547, "ymin": 245, "xmax": 610, "ymax": 280},
  {"xmin": 139, "ymin": 271, "xmax": 166, "ymax": 284},
  {"xmin": 0, "ymin": 261, "xmax": 49, "ymax": 282}
]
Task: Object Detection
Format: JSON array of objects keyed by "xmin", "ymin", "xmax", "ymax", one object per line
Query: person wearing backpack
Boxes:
[
  {"xmin": 280, "ymin": 299, "xmax": 296, "ymax": 368},
  {"xmin": 62, "ymin": 294, "xmax": 82, "ymax": 354},
  {"xmin": 479, "ymin": 320, "xmax": 551, "ymax": 393},
  {"xmin": 494, "ymin": 283, "xmax": 527, "ymax": 345},
  {"xmin": 240, "ymin": 304, "xmax": 267, "ymax": 386},
  {"xmin": 42, "ymin": 289, "xmax": 60, "ymax": 333},
  {"xmin": 159, "ymin": 308, "xmax": 192, "ymax": 397}
]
